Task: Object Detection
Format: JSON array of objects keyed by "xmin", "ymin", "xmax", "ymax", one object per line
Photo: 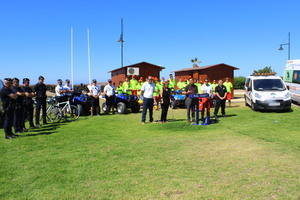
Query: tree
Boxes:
[
  {"xmin": 191, "ymin": 57, "xmax": 201, "ymax": 68},
  {"xmin": 252, "ymin": 66, "xmax": 276, "ymax": 75},
  {"xmin": 234, "ymin": 76, "xmax": 246, "ymax": 89}
]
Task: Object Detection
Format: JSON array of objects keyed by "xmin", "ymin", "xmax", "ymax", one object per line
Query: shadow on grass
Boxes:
[{"xmin": 20, "ymin": 121, "xmax": 71, "ymax": 137}]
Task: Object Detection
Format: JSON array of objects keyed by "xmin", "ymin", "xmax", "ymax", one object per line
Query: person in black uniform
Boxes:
[
  {"xmin": 214, "ymin": 79, "xmax": 228, "ymax": 120},
  {"xmin": 12, "ymin": 78, "xmax": 25, "ymax": 133},
  {"xmin": 23, "ymin": 78, "xmax": 35, "ymax": 128},
  {"xmin": 160, "ymin": 81, "xmax": 172, "ymax": 123},
  {"xmin": 183, "ymin": 78, "xmax": 198, "ymax": 122},
  {"xmin": 0, "ymin": 78, "xmax": 18, "ymax": 139},
  {"xmin": 34, "ymin": 76, "xmax": 47, "ymax": 127}
]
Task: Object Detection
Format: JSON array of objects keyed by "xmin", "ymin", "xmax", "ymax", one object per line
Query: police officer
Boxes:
[
  {"xmin": 34, "ymin": 76, "xmax": 47, "ymax": 127},
  {"xmin": 0, "ymin": 78, "xmax": 18, "ymax": 139},
  {"xmin": 23, "ymin": 78, "xmax": 35, "ymax": 128},
  {"xmin": 183, "ymin": 78, "xmax": 198, "ymax": 122},
  {"xmin": 12, "ymin": 78, "xmax": 25, "ymax": 133},
  {"xmin": 214, "ymin": 80, "xmax": 228, "ymax": 120}
]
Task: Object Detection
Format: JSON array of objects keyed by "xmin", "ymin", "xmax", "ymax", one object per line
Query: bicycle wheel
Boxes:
[
  {"xmin": 47, "ymin": 106, "xmax": 62, "ymax": 123},
  {"xmin": 65, "ymin": 105, "xmax": 80, "ymax": 121}
]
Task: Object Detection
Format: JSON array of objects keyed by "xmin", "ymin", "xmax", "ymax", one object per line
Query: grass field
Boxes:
[{"xmin": 1, "ymin": 104, "xmax": 300, "ymax": 200}]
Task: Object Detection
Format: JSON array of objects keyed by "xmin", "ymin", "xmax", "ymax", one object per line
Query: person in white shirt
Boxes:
[
  {"xmin": 103, "ymin": 79, "xmax": 116, "ymax": 114},
  {"xmin": 200, "ymin": 79, "xmax": 213, "ymax": 121},
  {"xmin": 141, "ymin": 76, "xmax": 155, "ymax": 123},
  {"xmin": 88, "ymin": 79, "xmax": 101, "ymax": 116},
  {"xmin": 63, "ymin": 79, "xmax": 73, "ymax": 96},
  {"xmin": 55, "ymin": 79, "xmax": 64, "ymax": 97},
  {"xmin": 200, "ymin": 79, "xmax": 212, "ymax": 96},
  {"xmin": 55, "ymin": 79, "xmax": 69, "ymax": 102}
]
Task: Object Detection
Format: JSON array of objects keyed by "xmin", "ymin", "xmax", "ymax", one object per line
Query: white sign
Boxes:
[
  {"xmin": 285, "ymin": 59, "xmax": 300, "ymax": 70},
  {"xmin": 127, "ymin": 67, "xmax": 139, "ymax": 75}
]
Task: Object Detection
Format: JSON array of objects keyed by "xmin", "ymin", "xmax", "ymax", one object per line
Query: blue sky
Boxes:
[{"xmin": 0, "ymin": 0, "xmax": 300, "ymax": 84}]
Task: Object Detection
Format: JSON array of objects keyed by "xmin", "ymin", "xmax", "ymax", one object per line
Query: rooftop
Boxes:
[
  {"xmin": 109, "ymin": 62, "xmax": 165, "ymax": 73},
  {"xmin": 173, "ymin": 63, "xmax": 239, "ymax": 73}
]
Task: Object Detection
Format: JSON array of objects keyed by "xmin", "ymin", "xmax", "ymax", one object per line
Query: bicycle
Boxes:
[{"xmin": 46, "ymin": 97, "xmax": 80, "ymax": 122}]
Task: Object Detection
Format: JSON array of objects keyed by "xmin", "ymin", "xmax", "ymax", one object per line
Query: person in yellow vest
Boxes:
[
  {"xmin": 194, "ymin": 79, "xmax": 202, "ymax": 93},
  {"xmin": 223, "ymin": 77, "xmax": 233, "ymax": 106},
  {"xmin": 168, "ymin": 74, "xmax": 176, "ymax": 90},
  {"xmin": 153, "ymin": 77, "xmax": 162, "ymax": 110},
  {"xmin": 136, "ymin": 77, "xmax": 144, "ymax": 97},
  {"xmin": 117, "ymin": 81, "xmax": 123, "ymax": 94},
  {"xmin": 122, "ymin": 77, "xmax": 131, "ymax": 95},
  {"xmin": 211, "ymin": 80, "xmax": 218, "ymax": 91},
  {"xmin": 176, "ymin": 78, "xmax": 187, "ymax": 90},
  {"xmin": 130, "ymin": 75, "xmax": 139, "ymax": 95}
]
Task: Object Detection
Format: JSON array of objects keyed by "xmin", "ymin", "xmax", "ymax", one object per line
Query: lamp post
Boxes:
[{"xmin": 278, "ymin": 32, "xmax": 291, "ymax": 60}]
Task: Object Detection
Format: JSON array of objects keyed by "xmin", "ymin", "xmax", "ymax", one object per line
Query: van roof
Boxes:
[{"xmin": 246, "ymin": 75, "xmax": 282, "ymax": 80}]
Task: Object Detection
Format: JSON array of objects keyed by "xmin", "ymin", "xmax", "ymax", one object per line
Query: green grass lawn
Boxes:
[{"xmin": 1, "ymin": 105, "xmax": 300, "ymax": 200}]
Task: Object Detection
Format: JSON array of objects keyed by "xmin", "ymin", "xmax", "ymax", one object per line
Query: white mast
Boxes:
[
  {"xmin": 87, "ymin": 28, "xmax": 92, "ymax": 84},
  {"xmin": 70, "ymin": 27, "xmax": 74, "ymax": 89}
]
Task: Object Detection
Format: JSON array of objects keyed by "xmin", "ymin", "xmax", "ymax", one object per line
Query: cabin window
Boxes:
[{"xmin": 293, "ymin": 70, "xmax": 300, "ymax": 84}]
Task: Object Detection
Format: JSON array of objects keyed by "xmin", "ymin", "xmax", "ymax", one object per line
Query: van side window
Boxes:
[
  {"xmin": 245, "ymin": 78, "xmax": 250, "ymax": 88},
  {"xmin": 249, "ymin": 80, "xmax": 252, "ymax": 90}
]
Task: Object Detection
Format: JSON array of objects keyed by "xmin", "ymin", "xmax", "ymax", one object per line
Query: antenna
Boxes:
[
  {"xmin": 87, "ymin": 28, "xmax": 92, "ymax": 84},
  {"xmin": 70, "ymin": 27, "xmax": 74, "ymax": 89}
]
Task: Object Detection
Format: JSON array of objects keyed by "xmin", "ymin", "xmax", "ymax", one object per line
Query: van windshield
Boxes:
[{"xmin": 253, "ymin": 79, "xmax": 285, "ymax": 91}]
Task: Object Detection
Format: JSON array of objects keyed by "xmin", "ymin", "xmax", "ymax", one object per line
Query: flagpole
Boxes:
[
  {"xmin": 70, "ymin": 27, "xmax": 74, "ymax": 89},
  {"xmin": 87, "ymin": 28, "xmax": 91, "ymax": 84},
  {"xmin": 121, "ymin": 18, "xmax": 124, "ymax": 68}
]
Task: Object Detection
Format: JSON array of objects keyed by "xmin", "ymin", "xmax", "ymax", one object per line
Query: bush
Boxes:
[{"xmin": 234, "ymin": 76, "xmax": 246, "ymax": 89}]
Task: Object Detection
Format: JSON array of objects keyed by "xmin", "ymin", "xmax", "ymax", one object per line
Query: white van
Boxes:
[
  {"xmin": 244, "ymin": 74, "xmax": 291, "ymax": 111},
  {"xmin": 283, "ymin": 59, "xmax": 300, "ymax": 104}
]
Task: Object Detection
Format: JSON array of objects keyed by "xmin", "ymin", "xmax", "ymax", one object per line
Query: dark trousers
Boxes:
[
  {"xmin": 105, "ymin": 95, "xmax": 115, "ymax": 114},
  {"xmin": 3, "ymin": 109, "xmax": 14, "ymax": 136},
  {"xmin": 142, "ymin": 98, "xmax": 154, "ymax": 122},
  {"xmin": 24, "ymin": 104, "xmax": 34, "ymax": 127},
  {"xmin": 14, "ymin": 106, "xmax": 24, "ymax": 132},
  {"xmin": 160, "ymin": 103, "xmax": 170, "ymax": 122},
  {"xmin": 35, "ymin": 99, "xmax": 47, "ymax": 124},
  {"xmin": 185, "ymin": 97, "xmax": 197, "ymax": 121},
  {"xmin": 214, "ymin": 99, "xmax": 226, "ymax": 116}
]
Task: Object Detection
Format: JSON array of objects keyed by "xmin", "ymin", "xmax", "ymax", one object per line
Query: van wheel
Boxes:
[{"xmin": 251, "ymin": 102, "xmax": 258, "ymax": 111}]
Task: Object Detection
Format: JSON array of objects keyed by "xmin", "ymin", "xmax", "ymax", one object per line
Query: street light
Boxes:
[{"xmin": 278, "ymin": 32, "xmax": 291, "ymax": 60}]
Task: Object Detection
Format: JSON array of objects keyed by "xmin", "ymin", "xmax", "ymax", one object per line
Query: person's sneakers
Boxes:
[
  {"xmin": 141, "ymin": 121, "xmax": 146, "ymax": 125},
  {"xmin": 35, "ymin": 124, "xmax": 41, "ymax": 128},
  {"xmin": 222, "ymin": 114, "xmax": 226, "ymax": 117},
  {"xmin": 5, "ymin": 135, "xmax": 13, "ymax": 139},
  {"xmin": 214, "ymin": 115, "xmax": 219, "ymax": 121}
]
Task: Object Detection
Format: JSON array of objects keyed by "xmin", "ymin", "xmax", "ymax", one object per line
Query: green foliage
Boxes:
[
  {"xmin": 1, "ymin": 107, "xmax": 300, "ymax": 199},
  {"xmin": 234, "ymin": 76, "xmax": 246, "ymax": 89},
  {"xmin": 252, "ymin": 66, "xmax": 275, "ymax": 75}
]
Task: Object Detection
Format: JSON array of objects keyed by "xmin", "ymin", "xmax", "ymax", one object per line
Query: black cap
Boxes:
[
  {"xmin": 108, "ymin": 79, "xmax": 112, "ymax": 82},
  {"xmin": 23, "ymin": 78, "xmax": 30, "ymax": 83},
  {"xmin": 13, "ymin": 78, "xmax": 19, "ymax": 82},
  {"xmin": 39, "ymin": 76, "xmax": 45, "ymax": 80},
  {"xmin": 92, "ymin": 79, "xmax": 97, "ymax": 83},
  {"xmin": 65, "ymin": 79, "xmax": 70, "ymax": 82}
]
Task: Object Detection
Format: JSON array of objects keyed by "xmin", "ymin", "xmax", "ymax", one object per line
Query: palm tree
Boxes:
[{"xmin": 191, "ymin": 57, "xmax": 201, "ymax": 68}]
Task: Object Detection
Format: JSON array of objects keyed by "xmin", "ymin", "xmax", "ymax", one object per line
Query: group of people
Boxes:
[
  {"xmin": 138, "ymin": 76, "xmax": 233, "ymax": 124},
  {"xmin": 0, "ymin": 73, "xmax": 234, "ymax": 139},
  {"xmin": 0, "ymin": 76, "xmax": 48, "ymax": 139}
]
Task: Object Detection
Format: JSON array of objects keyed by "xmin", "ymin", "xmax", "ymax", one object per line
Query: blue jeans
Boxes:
[{"xmin": 141, "ymin": 98, "xmax": 154, "ymax": 122}]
